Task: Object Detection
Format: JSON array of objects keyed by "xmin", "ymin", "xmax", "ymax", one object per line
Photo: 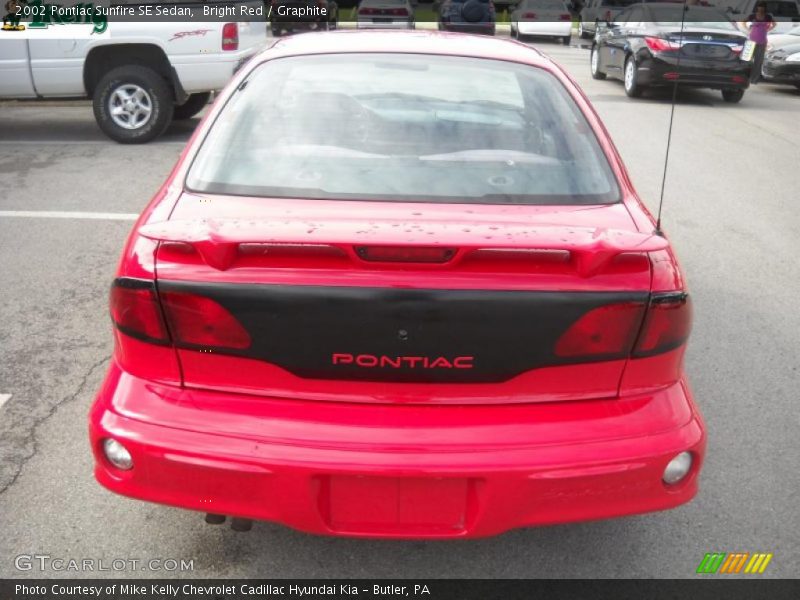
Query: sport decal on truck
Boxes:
[{"xmin": 169, "ymin": 29, "xmax": 213, "ymax": 42}]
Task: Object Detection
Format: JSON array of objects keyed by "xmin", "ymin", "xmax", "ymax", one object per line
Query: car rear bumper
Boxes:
[
  {"xmin": 441, "ymin": 22, "xmax": 496, "ymax": 35},
  {"xmin": 90, "ymin": 362, "xmax": 706, "ymax": 539},
  {"xmin": 270, "ymin": 20, "xmax": 327, "ymax": 34},
  {"xmin": 638, "ymin": 56, "xmax": 751, "ymax": 89},
  {"xmin": 517, "ymin": 21, "xmax": 572, "ymax": 37},
  {"xmin": 356, "ymin": 18, "xmax": 414, "ymax": 29}
]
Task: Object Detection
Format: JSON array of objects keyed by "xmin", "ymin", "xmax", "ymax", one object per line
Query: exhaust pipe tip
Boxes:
[
  {"xmin": 205, "ymin": 513, "xmax": 226, "ymax": 525},
  {"xmin": 231, "ymin": 517, "xmax": 253, "ymax": 532}
]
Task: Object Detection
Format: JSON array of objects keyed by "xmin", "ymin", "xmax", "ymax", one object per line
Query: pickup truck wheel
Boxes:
[
  {"xmin": 93, "ymin": 65, "xmax": 174, "ymax": 144},
  {"xmin": 173, "ymin": 92, "xmax": 211, "ymax": 120}
]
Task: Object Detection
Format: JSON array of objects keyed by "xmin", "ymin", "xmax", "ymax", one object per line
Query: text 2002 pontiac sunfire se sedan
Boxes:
[{"xmin": 90, "ymin": 31, "xmax": 706, "ymax": 539}]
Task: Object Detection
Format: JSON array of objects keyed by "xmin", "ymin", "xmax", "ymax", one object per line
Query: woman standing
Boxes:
[{"xmin": 742, "ymin": 1, "xmax": 776, "ymax": 84}]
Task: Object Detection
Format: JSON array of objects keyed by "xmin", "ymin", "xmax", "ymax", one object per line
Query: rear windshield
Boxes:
[{"xmin": 186, "ymin": 54, "xmax": 620, "ymax": 205}]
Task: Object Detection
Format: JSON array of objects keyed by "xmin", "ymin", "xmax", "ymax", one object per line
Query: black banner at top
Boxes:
[{"xmin": 4, "ymin": 0, "xmax": 799, "ymax": 25}]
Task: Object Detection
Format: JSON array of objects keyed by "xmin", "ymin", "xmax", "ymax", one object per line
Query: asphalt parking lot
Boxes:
[{"xmin": 1, "ymin": 37, "xmax": 799, "ymax": 579}]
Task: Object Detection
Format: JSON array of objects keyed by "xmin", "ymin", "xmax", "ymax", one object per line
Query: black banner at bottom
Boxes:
[{"xmin": 2, "ymin": 579, "xmax": 800, "ymax": 600}]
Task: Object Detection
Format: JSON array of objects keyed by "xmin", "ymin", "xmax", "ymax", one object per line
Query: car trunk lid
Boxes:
[{"xmin": 146, "ymin": 193, "xmax": 660, "ymax": 404}]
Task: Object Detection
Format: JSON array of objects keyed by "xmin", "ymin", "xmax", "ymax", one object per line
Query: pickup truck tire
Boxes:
[
  {"xmin": 173, "ymin": 92, "xmax": 211, "ymax": 120},
  {"xmin": 93, "ymin": 65, "xmax": 174, "ymax": 144}
]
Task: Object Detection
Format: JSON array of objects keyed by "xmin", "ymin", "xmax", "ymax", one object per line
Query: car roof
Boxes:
[{"xmin": 256, "ymin": 31, "xmax": 553, "ymax": 70}]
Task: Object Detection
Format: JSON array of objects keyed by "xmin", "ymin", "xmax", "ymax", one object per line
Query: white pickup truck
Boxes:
[{"xmin": 0, "ymin": 4, "xmax": 267, "ymax": 143}]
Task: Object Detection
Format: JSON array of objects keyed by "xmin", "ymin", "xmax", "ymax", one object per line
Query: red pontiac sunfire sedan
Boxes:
[{"xmin": 90, "ymin": 31, "xmax": 706, "ymax": 538}]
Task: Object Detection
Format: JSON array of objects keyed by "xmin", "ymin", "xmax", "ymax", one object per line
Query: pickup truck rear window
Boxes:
[{"xmin": 186, "ymin": 53, "xmax": 621, "ymax": 205}]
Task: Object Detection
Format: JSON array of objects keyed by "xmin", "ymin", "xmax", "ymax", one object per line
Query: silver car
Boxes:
[{"xmin": 356, "ymin": 0, "xmax": 416, "ymax": 28}]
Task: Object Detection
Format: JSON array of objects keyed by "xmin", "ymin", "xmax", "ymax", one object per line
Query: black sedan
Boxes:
[
  {"xmin": 590, "ymin": 3, "xmax": 751, "ymax": 102},
  {"xmin": 762, "ymin": 42, "xmax": 800, "ymax": 89}
]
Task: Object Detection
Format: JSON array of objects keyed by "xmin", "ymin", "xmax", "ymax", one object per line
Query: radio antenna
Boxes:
[{"xmin": 655, "ymin": 0, "xmax": 689, "ymax": 235}]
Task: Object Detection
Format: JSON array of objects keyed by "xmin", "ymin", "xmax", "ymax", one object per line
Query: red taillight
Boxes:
[
  {"xmin": 354, "ymin": 245, "xmax": 456, "ymax": 263},
  {"xmin": 731, "ymin": 75, "xmax": 747, "ymax": 84},
  {"xmin": 555, "ymin": 303, "xmax": 645, "ymax": 358},
  {"xmin": 559, "ymin": 13, "xmax": 571, "ymax": 20},
  {"xmin": 359, "ymin": 6, "xmax": 377, "ymax": 14},
  {"xmin": 523, "ymin": 11, "xmax": 537, "ymax": 18},
  {"xmin": 663, "ymin": 72, "xmax": 680, "ymax": 80},
  {"xmin": 645, "ymin": 36, "xmax": 680, "ymax": 52},
  {"xmin": 391, "ymin": 7, "xmax": 409, "ymax": 15},
  {"xmin": 222, "ymin": 23, "xmax": 238, "ymax": 51},
  {"xmin": 633, "ymin": 293, "xmax": 692, "ymax": 357},
  {"xmin": 160, "ymin": 292, "xmax": 251, "ymax": 350},
  {"xmin": 110, "ymin": 281, "xmax": 169, "ymax": 343}
]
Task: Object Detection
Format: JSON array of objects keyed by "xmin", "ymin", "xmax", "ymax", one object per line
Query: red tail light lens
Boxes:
[
  {"xmin": 560, "ymin": 13, "xmax": 571, "ymax": 20},
  {"xmin": 555, "ymin": 303, "xmax": 645, "ymax": 358},
  {"xmin": 391, "ymin": 7, "xmax": 409, "ymax": 15},
  {"xmin": 645, "ymin": 36, "xmax": 681, "ymax": 52},
  {"xmin": 222, "ymin": 23, "xmax": 238, "ymax": 51},
  {"xmin": 359, "ymin": 7, "xmax": 377, "ymax": 14},
  {"xmin": 523, "ymin": 11, "xmax": 537, "ymax": 18},
  {"xmin": 160, "ymin": 292, "xmax": 251, "ymax": 349},
  {"xmin": 633, "ymin": 293, "xmax": 692, "ymax": 357},
  {"xmin": 110, "ymin": 280, "xmax": 169, "ymax": 343}
]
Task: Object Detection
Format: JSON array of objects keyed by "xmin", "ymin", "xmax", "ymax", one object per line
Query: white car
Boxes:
[
  {"xmin": 356, "ymin": 0, "xmax": 416, "ymax": 28},
  {"xmin": 767, "ymin": 24, "xmax": 800, "ymax": 51},
  {"xmin": 510, "ymin": 0, "xmax": 573, "ymax": 45}
]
